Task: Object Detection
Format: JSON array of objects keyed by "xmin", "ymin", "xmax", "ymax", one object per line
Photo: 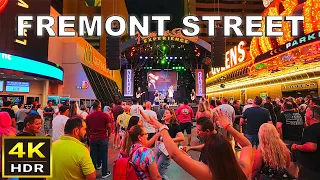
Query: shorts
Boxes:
[
  {"xmin": 283, "ymin": 140, "xmax": 301, "ymax": 162},
  {"xmin": 180, "ymin": 122, "xmax": 192, "ymax": 134},
  {"xmin": 44, "ymin": 117, "xmax": 53, "ymax": 130},
  {"xmin": 245, "ymin": 134, "xmax": 259, "ymax": 148},
  {"xmin": 17, "ymin": 122, "xmax": 25, "ymax": 131},
  {"xmin": 119, "ymin": 127, "xmax": 126, "ymax": 140}
]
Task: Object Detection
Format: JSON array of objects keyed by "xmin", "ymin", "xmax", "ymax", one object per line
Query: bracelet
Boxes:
[
  {"xmin": 159, "ymin": 125, "xmax": 169, "ymax": 132},
  {"xmin": 223, "ymin": 124, "xmax": 230, "ymax": 130}
]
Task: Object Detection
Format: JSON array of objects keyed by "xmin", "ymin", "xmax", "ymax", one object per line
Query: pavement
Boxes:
[
  {"xmin": 96, "ymin": 128, "xmax": 201, "ymax": 180},
  {"xmin": 37, "ymin": 124, "xmax": 243, "ymax": 180},
  {"xmin": 40, "ymin": 126, "xmax": 201, "ymax": 180}
]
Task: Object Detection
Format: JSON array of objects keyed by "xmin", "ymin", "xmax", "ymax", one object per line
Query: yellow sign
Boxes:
[
  {"xmin": 282, "ymin": 82, "xmax": 318, "ymax": 91},
  {"xmin": 211, "ymin": 41, "xmax": 248, "ymax": 75},
  {"xmin": 84, "ymin": 44, "xmax": 107, "ymax": 72},
  {"xmin": 135, "ymin": 28, "xmax": 198, "ymax": 45},
  {"xmin": 2, "ymin": 137, "xmax": 52, "ymax": 178}
]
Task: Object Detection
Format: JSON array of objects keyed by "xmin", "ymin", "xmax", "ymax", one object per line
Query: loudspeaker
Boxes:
[
  {"xmin": 211, "ymin": 27, "xmax": 226, "ymax": 67},
  {"xmin": 106, "ymin": 28, "xmax": 121, "ymax": 70}
]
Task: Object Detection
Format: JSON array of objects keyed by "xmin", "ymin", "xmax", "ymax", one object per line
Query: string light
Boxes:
[{"xmin": 276, "ymin": 0, "xmax": 298, "ymax": 45}]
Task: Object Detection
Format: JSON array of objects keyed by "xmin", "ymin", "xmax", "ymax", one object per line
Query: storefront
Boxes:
[
  {"xmin": 0, "ymin": 0, "xmax": 64, "ymax": 106},
  {"xmin": 206, "ymin": 0, "xmax": 320, "ymax": 103},
  {"xmin": 47, "ymin": 7, "xmax": 123, "ymax": 106}
]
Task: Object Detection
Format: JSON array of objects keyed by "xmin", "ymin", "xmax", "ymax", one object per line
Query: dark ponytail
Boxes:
[{"xmin": 120, "ymin": 125, "xmax": 143, "ymax": 157}]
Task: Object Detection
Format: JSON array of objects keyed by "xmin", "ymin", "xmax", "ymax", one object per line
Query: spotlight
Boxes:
[
  {"xmin": 151, "ymin": 57, "xmax": 153, "ymax": 59},
  {"xmin": 180, "ymin": 57, "xmax": 183, "ymax": 59},
  {"xmin": 166, "ymin": 57, "xmax": 168, "ymax": 60},
  {"xmin": 145, "ymin": 57, "xmax": 148, "ymax": 59},
  {"xmin": 170, "ymin": 57, "xmax": 173, "ymax": 60},
  {"xmin": 175, "ymin": 57, "xmax": 177, "ymax": 59},
  {"xmin": 140, "ymin": 56, "xmax": 143, "ymax": 59}
]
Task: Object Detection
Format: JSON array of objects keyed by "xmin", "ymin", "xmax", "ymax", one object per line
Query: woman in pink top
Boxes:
[{"xmin": 0, "ymin": 112, "xmax": 16, "ymax": 178}]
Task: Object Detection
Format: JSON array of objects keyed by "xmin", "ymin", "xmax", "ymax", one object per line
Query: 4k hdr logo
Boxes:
[{"xmin": 0, "ymin": 0, "xmax": 9, "ymax": 13}]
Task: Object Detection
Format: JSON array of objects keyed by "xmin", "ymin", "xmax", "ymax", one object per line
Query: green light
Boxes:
[
  {"xmin": 173, "ymin": 67, "xmax": 175, "ymax": 69},
  {"xmin": 161, "ymin": 60, "xmax": 166, "ymax": 64},
  {"xmin": 162, "ymin": 46, "xmax": 166, "ymax": 51}
]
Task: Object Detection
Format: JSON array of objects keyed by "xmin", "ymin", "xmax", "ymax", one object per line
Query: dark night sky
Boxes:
[{"xmin": 125, "ymin": 0, "xmax": 185, "ymax": 32}]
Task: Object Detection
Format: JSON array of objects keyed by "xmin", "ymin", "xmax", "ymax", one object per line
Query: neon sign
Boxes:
[
  {"xmin": 285, "ymin": 31, "xmax": 320, "ymax": 49},
  {"xmin": 135, "ymin": 28, "xmax": 198, "ymax": 45},
  {"xmin": 0, "ymin": 0, "xmax": 9, "ymax": 13},
  {"xmin": 124, "ymin": 69, "xmax": 133, "ymax": 96},
  {"xmin": 0, "ymin": 52, "xmax": 64, "ymax": 81},
  {"xmin": 198, "ymin": 72, "xmax": 203, "ymax": 95},
  {"xmin": 196, "ymin": 69, "xmax": 205, "ymax": 96},
  {"xmin": 211, "ymin": 41, "xmax": 247, "ymax": 75}
]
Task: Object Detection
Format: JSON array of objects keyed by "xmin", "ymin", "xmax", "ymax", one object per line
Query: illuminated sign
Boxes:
[
  {"xmin": 0, "ymin": 0, "xmax": 51, "ymax": 62},
  {"xmin": 282, "ymin": 82, "xmax": 317, "ymax": 91},
  {"xmin": 285, "ymin": 31, "xmax": 320, "ymax": 50},
  {"xmin": 2, "ymin": 137, "xmax": 52, "ymax": 178},
  {"xmin": 76, "ymin": 81, "xmax": 89, "ymax": 90},
  {"xmin": 211, "ymin": 41, "xmax": 247, "ymax": 75},
  {"xmin": 225, "ymin": 41, "xmax": 247, "ymax": 69},
  {"xmin": 136, "ymin": 28, "xmax": 198, "ymax": 45},
  {"xmin": 0, "ymin": 0, "xmax": 8, "ymax": 13},
  {"xmin": 124, "ymin": 69, "xmax": 134, "ymax": 97},
  {"xmin": 84, "ymin": 44, "xmax": 107, "ymax": 72},
  {"xmin": 196, "ymin": 69, "xmax": 205, "ymax": 96},
  {"xmin": 0, "ymin": 52, "xmax": 64, "ymax": 81}
]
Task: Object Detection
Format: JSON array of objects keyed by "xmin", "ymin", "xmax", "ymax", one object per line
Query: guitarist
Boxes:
[
  {"xmin": 136, "ymin": 87, "xmax": 144, "ymax": 105},
  {"xmin": 190, "ymin": 89, "xmax": 196, "ymax": 103}
]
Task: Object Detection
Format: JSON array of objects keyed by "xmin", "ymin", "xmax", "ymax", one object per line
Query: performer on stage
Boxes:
[
  {"xmin": 190, "ymin": 89, "xmax": 196, "ymax": 103},
  {"xmin": 154, "ymin": 90, "xmax": 160, "ymax": 105},
  {"xmin": 168, "ymin": 85, "xmax": 174, "ymax": 105},
  {"xmin": 136, "ymin": 87, "xmax": 145, "ymax": 105}
]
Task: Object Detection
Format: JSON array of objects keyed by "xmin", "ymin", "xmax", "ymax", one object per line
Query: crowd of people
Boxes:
[{"xmin": 0, "ymin": 95, "xmax": 319, "ymax": 180}]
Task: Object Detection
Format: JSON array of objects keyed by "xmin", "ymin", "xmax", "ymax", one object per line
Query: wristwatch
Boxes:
[{"xmin": 159, "ymin": 125, "xmax": 169, "ymax": 132}]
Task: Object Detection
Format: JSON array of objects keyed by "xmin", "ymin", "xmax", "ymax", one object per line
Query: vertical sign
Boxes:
[
  {"xmin": 195, "ymin": 69, "xmax": 205, "ymax": 97},
  {"xmin": 124, "ymin": 69, "xmax": 134, "ymax": 96}
]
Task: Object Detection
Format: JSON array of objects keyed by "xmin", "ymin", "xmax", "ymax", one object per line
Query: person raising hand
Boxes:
[{"xmin": 146, "ymin": 109, "xmax": 253, "ymax": 180}]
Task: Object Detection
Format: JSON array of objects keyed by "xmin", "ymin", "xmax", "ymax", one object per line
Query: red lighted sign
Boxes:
[{"xmin": 0, "ymin": 0, "xmax": 8, "ymax": 13}]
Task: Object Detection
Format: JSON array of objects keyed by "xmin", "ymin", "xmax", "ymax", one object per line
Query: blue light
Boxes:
[{"xmin": 0, "ymin": 52, "xmax": 64, "ymax": 81}]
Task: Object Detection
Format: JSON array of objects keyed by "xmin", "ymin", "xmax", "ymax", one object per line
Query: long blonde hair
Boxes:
[
  {"xmin": 198, "ymin": 102, "xmax": 207, "ymax": 112},
  {"xmin": 258, "ymin": 123, "xmax": 290, "ymax": 169}
]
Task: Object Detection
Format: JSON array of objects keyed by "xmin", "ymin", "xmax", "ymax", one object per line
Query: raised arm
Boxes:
[
  {"xmin": 149, "ymin": 118, "xmax": 212, "ymax": 180},
  {"xmin": 214, "ymin": 110, "xmax": 253, "ymax": 177}
]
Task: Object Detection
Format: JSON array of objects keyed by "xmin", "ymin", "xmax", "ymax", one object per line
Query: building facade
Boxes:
[
  {"xmin": 206, "ymin": 0, "xmax": 320, "ymax": 103},
  {"xmin": 191, "ymin": 0, "xmax": 265, "ymax": 50}
]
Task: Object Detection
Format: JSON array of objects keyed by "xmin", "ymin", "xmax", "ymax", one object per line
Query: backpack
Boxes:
[{"xmin": 113, "ymin": 148, "xmax": 141, "ymax": 180}]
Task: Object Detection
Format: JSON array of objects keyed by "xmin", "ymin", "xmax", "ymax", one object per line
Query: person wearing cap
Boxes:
[
  {"xmin": 175, "ymin": 99, "xmax": 194, "ymax": 146},
  {"xmin": 52, "ymin": 105, "xmax": 70, "ymax": 141},
  {"xmin": 243, "ymin": 99, "xmax": 253, "ymax": 113}
]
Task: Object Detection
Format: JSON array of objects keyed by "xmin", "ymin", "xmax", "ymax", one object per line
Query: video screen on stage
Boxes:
[{"xmin": 147, "ymin": 71, "xmax": 177, "ymax": 91}]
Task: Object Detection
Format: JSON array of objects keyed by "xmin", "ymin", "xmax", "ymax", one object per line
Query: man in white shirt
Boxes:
[
  {"xmin": 52, "ymin": 106, "xmax": 70, "ymax": 142},
  {"xmin": 218, "ymin": 97, "xmax": 235, "ymax": 141},
  {"xmin": 142, "ymin": 101, "xmax": 157, "ymax": 141},
  {"xmin": 168, "ymin": 85, "xmax": 174, "ymax": 104},
  {"xmin": 130, "ymin": 98, "xmax": 143, "ymax": 117}
]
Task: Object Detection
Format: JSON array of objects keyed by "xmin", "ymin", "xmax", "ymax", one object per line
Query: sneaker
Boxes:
[
  {"xmin": 96, "ymin": 166, "xmax": 102, "ymax": 170},
  {"xmin": 235, "ymin": 146, "xmax": 242, "ymax": 151},
  {"xmin": 102, "ymin": 171, "xmax": 111, "ymax": 178}
]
